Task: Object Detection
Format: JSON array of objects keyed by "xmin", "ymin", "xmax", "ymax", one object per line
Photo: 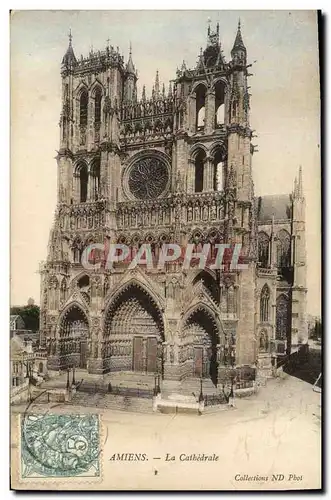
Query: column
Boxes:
[
  {"xmin": 205, "ymin": 90, "xmax": 215, "ymax": 135},
  {"xmin": 188, "ymin": 159, "xmax": 195, "ymax": 193}
]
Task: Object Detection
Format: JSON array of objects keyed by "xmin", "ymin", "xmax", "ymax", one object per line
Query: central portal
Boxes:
[{"xmin": 104, "ymin": 283, "xmax": 164, "ymax": 375}]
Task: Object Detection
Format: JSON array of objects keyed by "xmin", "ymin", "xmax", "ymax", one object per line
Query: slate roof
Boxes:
[{"xmin": 256, "ymin": 194, "xmax": 292, "ymax": 223}]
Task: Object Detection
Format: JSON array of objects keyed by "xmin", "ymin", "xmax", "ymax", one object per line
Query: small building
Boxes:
[
  {"xmin": 10, "ymin": 335, "xmax": 35, "ymax": 404},
  {"xmin": 10, "ymin": 315, "xmax": 25, "ymax": 332}
]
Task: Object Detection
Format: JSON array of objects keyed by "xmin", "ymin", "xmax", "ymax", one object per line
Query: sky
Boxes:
[{"xmin": 10, "ymin": 10, "xmax": 321, "ymax": 315}]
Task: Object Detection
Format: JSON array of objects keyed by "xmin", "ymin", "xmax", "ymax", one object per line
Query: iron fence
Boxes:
[
  {"xmin": 75, "ymin": 380, "xmax": 154, "ymax": 399},
  {"xmin": 204, "ymin": 393, "xmax": 228, "ymax": 406}
]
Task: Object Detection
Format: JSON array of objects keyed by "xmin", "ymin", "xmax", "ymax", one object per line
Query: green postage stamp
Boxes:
[{"xmin": 20, "ymin": 414, "xmax": 100, "ymax": 478}]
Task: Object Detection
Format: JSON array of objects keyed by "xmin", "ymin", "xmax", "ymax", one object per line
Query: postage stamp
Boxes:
[{"xmin": 20, "ymin": 414, "xmax": 100, "ymax": 478}]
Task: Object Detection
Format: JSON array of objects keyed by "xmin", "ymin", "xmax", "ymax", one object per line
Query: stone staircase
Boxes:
[
  {"xmin": 70, "ymin": 391, "xmax": 154, "ymax": 414},
  {"xmin": 161, "ymin": 377, "xmax": 218, "ymax": 401}
]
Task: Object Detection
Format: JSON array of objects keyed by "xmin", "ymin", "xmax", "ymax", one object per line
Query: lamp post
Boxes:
[
  {"xmin": 199, "ymin": 378, "xmax": 204, "ymax": 403},
  {"xmin": 156, "ymin": 374, "xmax": 161, "ymax": 395},
  {"xmin": 66, "ymin": 368, "xmax": 70, "ymax": 391},
  {"xmin": 72, "ymin": 365, "xmax": 76, "ymax": 386}
]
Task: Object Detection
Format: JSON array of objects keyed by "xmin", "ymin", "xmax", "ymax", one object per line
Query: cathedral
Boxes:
[{"xmin": 40, "ymin": 21, "xmax": 308, "ymax": 386}]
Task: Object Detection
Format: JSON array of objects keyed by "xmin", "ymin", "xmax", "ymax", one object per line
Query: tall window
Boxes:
[
  {"xmin": 260, "ymin": 284, "xmax": 270, "ymax": 322},
  {"xmin": 213, "ymin": 147, "xmax": 224, "ymax": 191},
  {"xmin": 258, "ymin": 232, "xmax": 270, "ymax": 268},
  {"xmin": 276, "ymin": 230, "xmax": 291, "ymax": 268},
  {"xmin": 194, "ymin": 149, "xmax": 205, "ymax": 193},
  {"xmin": 80, "ymin": 90, "xmax": 88, "ymax": 126},
  {"xmin": 215, "ymin": 81, "xmax": 225, "ymax": 127},
  {"xmin": 79, "ymin": 164, "xmax": 88, "ymax": 202},
  {"xmin": 195, "ymin": 84, "xmax": 206, "ymax": 130},
  {"xmin": 94, "ymin": 88, "xmax": 102, "ymax": 124},
  {"xmin": 90, "ymin": 159, "xmax": 100, "ymax": 200},
  {"xmin": 276, "ymin": 294, "xmax": 290, "ymax": 340}
]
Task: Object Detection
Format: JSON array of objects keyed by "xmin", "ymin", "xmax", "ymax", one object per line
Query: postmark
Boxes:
[{"xmin": 20, "ymin": 413, "xmax": 100, "ymax": 478}]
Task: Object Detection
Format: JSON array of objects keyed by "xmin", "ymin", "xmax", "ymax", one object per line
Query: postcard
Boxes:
[{"xmin": 10, "ymin": 10, "xmax": 321, "ymax": 490}]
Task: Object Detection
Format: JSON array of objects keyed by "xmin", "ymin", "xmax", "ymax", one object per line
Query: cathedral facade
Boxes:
[{"xmin": 40, "ymin": 21, "xmax": 308, "ymax": 385}]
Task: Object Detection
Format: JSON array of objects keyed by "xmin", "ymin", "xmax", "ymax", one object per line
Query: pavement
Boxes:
[{"xmin": 11, "ymin": 346, "xmax": 322, "ymax": 490}]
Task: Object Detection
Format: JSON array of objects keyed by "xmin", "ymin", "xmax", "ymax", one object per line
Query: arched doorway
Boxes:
[
  {"xmin": 104, "ymin": 283, "xmax": 164, "ymax": 376},
  {"xmin": 182, "ymin": 307, "xmax": 220, "ymax": 386},
  {"xmin": 58, "ymin": 304, "xmax": 89, "ymax": 369}
]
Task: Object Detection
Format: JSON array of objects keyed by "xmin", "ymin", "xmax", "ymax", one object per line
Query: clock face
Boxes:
[{"xmin": 128, "ymin": 156, "xmax": 169, "ymax": 200}]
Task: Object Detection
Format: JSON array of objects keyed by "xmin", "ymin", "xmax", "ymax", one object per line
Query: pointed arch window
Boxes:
[
  {"xmin": 276, "ymin": 230, "xmax": 291, "ymax": 268},
  {"xmin": 90, "ymin": 159, "xmax": 100, "ymax": 201},
  {"xmin": 212, "ymin": 147, "xmax": 225, "ymax": 191},
  {"xmin": 94, "ymin": 88, "xmax": 102, "ymax": 124},
  {"xmin": 78, "ymin": 164, "xmax": 88, "ymax": 202},
  {"xmin": 260, "ymin": 284, "xmax": 270, "ymax": 323},
  {"xmin": 194, "ymin": 149, "xmax": 206, "ymax": 193},
  {"xmin": 79, "ymin": 90, "xmax": 88, "ymax": 126},
  {"xmin": 215, "ymin": 81, "xmax": 225, "ymax": 127},
  {"xmin": 195, "ymin": 84, "xmax": 206, "ymax": 131},
  {"xmin": 276, "ymin": 294, "xmax": 290, "ymax": 340},
  {"xmin": 258, "ymin": 232, "xmax": 270, "ymax": 268}
]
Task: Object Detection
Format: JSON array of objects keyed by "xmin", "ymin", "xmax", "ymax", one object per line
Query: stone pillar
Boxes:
[
  {"xmin": 205, "ymin": 90, "xmax": 215, "ymax": 135},
  {"xmin": 187, "ymin": 159, "xmax": 195, "ymax": 193},
  {"xmin": 188, "ymin": 94, "xmax": 196, "ymax": 133}
]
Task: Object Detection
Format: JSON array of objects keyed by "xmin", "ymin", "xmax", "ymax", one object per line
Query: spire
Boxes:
[
  {"xmin": 162, "ymin": 83, "xmax": 165, "ymax": 97},
  {"xmin": 231, "ymin": 19, "xmax": 246, "ymax": 56},
  {"xmin": 155, "ymin": 70, "xmax": 160, "ymax": 95},
  {"xmin": 181, "ymin": 60, "xmax": 187, "ymax": 72},
  {"xmin": 126, "ymin": 42, "xmax": 136, "ymax": 75},
  {"xmin": 62, "ymin": 29, "xmax": 77, "ymax": 67},
  {"xmin": 142, "ymin": 85, "xmax": 146, "ymax": 101},
  {"xmin": 294, "ymin": 176, "xmax": 298, "ymax": 197},
  {"xmin": 168, "ymin": 81, "xmax": 172, "ymax": 98},
  {"xmin": 207, "ymin": 19, "xmax": 219, "ymax": 47},
  {"xmin": 298, "ymin": 165, "xmax": 303, "ymax": 198}
]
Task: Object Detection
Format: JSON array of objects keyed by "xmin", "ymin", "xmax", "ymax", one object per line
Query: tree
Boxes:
[{"xmin": 10, "ymin": 305, "xmax": 40, "ymax": 332}]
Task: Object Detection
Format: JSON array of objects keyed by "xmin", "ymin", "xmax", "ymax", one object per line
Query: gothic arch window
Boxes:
[
  {"xmin": 258, "ymin": 232, "xmax": 270, "ymax": 268},
  {"xmin": 211, "ymin": 146, "xmax": 225, "ymax": 191},
  {"xmin": 276, "ymin": 230, "xmax": 291, "ymax": 268},
  {"xmin": 276, "ymin": 294, "xmax": 290, "ymax": 340},
  {"xmin": 94, "ymin": 87, "xmax": 102, "ymax": 124},
  {"xmin": 260, "ymin": 284, "xmax": 270, "ymax": 322},
  {"xmin": 195, "ymin": 84, "xmax": 206, "ymax": 130},
  {"xmin": 90, "ymin": 158, "xmax": 100, "ymax": 201},
  {"xmin": 79, "ymin": 90, "xmax": 88, "ymax": 127},
  {"xmin": 194, "ymin": 149, "xmax": 206, "ymax": 193},
  {"xmin": 76, "ymin": 163, "xmax": 88, "ymax": 203},
  {"xmin": 214, "ymin": 81, "xmax": 225, "ymax": 127}
]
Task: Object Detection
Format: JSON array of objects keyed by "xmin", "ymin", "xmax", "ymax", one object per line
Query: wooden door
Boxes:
[
  {"xmin": 193, "ymin": 347, "xmax": 203, "ymax": 378},
  {"xmin": 146, "ymin": 337, "xmax": 158, "ymax": 373},
  {"xmin": 133, "ymin": 337, "xmax": 144, "ymax": 372}
]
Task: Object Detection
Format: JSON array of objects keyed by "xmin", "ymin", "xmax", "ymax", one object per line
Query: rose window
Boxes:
[{"xmin": 128, "ymin": 156, "xmax": 169, "ymax": 199}]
